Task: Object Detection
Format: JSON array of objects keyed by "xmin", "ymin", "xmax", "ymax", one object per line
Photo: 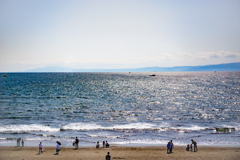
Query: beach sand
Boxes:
[{"xmin": 0, "ymin": 145, "xmax": 239, "ymax": 160}]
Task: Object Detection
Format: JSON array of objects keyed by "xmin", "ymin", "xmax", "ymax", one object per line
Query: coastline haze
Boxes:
[{"xmin": 0, "ymin": 0, "xmax": 240, "ymax": 72}]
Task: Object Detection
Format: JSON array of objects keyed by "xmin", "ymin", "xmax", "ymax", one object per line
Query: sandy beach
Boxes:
[{"xmin": 0, "ymin": 145, "xmax": 239, "ymax": 160}]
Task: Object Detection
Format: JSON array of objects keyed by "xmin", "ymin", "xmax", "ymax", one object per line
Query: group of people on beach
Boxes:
[
  {"xmin": 37, "ymin": 136, "xmax": 111, "ymax": 156},
  {"xmin": 16, "ymin": 138, "xmax": 24, "ymax": 147},
  {"xmin": 38, "ymin": 141, "xmax": 61, "ymax": 155},
  {"xmin": 96, "ymin": 141, "xmax": 110, "ymax": 148},
  {"xmin": 167, "ymin": 140, "xmax": 174, "ymax": 154},
  {"xmin": 167, "ymin": 139, "xmax": 198, "ymax": 154},
  {"xmin": 73, "ymin": 137, "xmax": 79, "ymax": 149},
  {"xmin": 30, "ymin": 136, "xmax": 197, "ymax": 158},
  {"xmin": 186, "ymin": 139, "xmax": 198, "ymax": 152}
]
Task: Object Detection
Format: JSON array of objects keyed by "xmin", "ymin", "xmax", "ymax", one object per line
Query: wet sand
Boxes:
[{"xmin": 0, "ymin": 145, "xmax": 239, "ymax": 160}]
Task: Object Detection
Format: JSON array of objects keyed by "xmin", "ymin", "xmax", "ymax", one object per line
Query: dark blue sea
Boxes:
[{"xmin": 0, "ymin": 72, "xmax": 240, "ymax": 147}]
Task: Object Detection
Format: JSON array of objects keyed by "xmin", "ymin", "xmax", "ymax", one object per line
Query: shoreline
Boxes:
[
  {"xmin": 0, "ymin": 145, "xmax": 239, "ymax": 160},
  {"xmin": 1, "ymin": 141, "xmax": 240, "ymax": 147}
]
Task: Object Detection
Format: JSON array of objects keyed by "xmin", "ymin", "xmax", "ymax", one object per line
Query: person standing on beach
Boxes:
[
  {"xmin": 17, "ymin": 138, "xmax": 21, "ymax": 147},
  {"xmin": 106, "ymin": 152, "xmax": 111, "ymax": 160},
  {"xmin": 170, "ymin": 140, "xmax": 174, "ymax": 153},
  {"xmin": 75, "ymin": 137, "xmax": 79, "ymax": 149},
  {"xmin": 96, "ymin": 141, "xmax": 99, "ymax": 148},
  {"xmin": 21, "ymin": 139, "xmax": 24, "ymax": 147},
  {"xmin": 56, "ymin": 141, "xmax": 61, "ymax": 154},
  {"xmin": 191, "ymin": 139, "xmax": 198, "ymax": 152},
  {"xmin": 38, "ymin": 142, "xmax": 42, "ymax": 154},
  {"xmin": 167, "ymin": 142, "xmax": 171, "ymax": 154}
]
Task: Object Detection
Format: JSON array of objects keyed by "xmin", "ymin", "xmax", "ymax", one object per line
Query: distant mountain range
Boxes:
[{"xmin": 26, "ymin": 62, "xmax": 240, "ymax": 72}]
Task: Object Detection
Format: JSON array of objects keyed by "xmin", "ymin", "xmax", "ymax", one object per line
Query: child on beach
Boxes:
[
  {"xmin": 186, "ymin": 144, "xmax": 190, "ymax": 151},
  {"xmin": 96, "ymin": 141, "xmax": 99, "ymax": 148},
  {"xmin": 106, "ymin": 152, "xmax": 111, "ymax": 160},
  {"xmin": 106, "ymin": 141, "xmax": 110, "ymax": 148},
  {"xmin": 103, "ymin": 141, "xmax": 105, "ymax": 148},
  {"xmin": 56, "ymin": 141, "xmax": 61, "ymax": 155},
  {"xmin": 167, "ymin": 142, "xmax": 171, "ymax": 154}
]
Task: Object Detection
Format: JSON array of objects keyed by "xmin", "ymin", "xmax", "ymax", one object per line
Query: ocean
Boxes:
[{"xmin": 0, "ymin": 72, "xmax": 239, "ymax": 147}]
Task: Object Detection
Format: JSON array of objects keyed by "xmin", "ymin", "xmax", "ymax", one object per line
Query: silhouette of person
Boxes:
[
  {"xmin": 170, "ymin": 140, "xmax": 174, "ymax": 153},
  {"xmin": 103, "ymin": 141, "xmax": 105, "ymax": 148},
  {"xmin": 106, "ymin": 152, "xmax": 111, "ymax": 160},
  {"xmin": 75, "ymin": 137, "xmax": 79, "ymax": 149},
  {"xmin": 21, "ymin": 139, "xmax": 24, "ymax": 147},
  {"xmin": 96, "ymin": 141, "xmax": 99, "ymax": 148},
  {"xmin": 106, "ymin": 141, "xmax": 110, "ymax": 148},
  {"xmin": 167, "ymin": 142, "xmax": 171, "ymax": 154},
  {"xmin": 191, "ymin": 139, "xmax": 198, "ymax": 152}
]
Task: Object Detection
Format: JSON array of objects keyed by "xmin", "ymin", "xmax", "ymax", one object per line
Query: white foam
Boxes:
[
  {"xmin": 61, "ymin": 123, "xmax": 210, "ymax": 131},
  {"xmin": 112, "ymin": 123, "xmax": 156, "ymax": 130},
  {"xmin": 0, "ymin": 124, "xmax": 59, "ymax": 132},
  {"xmin": 62, "ymin": 123, "xmax": 104, "ymax": 130},
  {"xmin": 177, "ymin": 125, "xmax": 207, "ymax": 131},
  {"xmin": 62, "ymin": 122, "xmax": 157, "ymax": 130},
  {"xmin": 86, "ymin": 134, "xmax": 119, "ymax": 139}
]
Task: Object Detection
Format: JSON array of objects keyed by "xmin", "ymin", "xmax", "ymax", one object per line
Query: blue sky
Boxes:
[{"xmin": 0, "ymin": 0, "xmax": 240, "ymax": 72}]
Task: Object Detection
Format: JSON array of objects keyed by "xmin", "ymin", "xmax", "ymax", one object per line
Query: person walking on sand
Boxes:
[
  {"xmin": 191, "ymin": 139, "xmax": 198, "ymax": 152},
  {"xmin": 170, "ymin": 140, "xmax": 174, "ymax": 153},
  {"xmin": 38, "ymin": 142, "xmax": 43, "ymax": 154},
  {"xmin": 75, "ymin": 137, "xmax": 79, "ymax": 149},
  {"xmin": 167, "ymin": 142, "xmax": 171, "ymax": 154},
  {"xmin": 106, "ymin": 152, "xmax": 111, "ymax": 160}
]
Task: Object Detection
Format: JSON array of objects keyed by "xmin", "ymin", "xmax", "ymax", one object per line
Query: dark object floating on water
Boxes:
[
  {"xmin": 3, "ymin": 74, "xmax": 8, "ymax": 77},
  {"xmin": 215, "ymin": 127, "xmax": 235, "ymax": 132},
  {"xmin": 149, "ymin": 74, "xmax": 156, "ymax": 76}
]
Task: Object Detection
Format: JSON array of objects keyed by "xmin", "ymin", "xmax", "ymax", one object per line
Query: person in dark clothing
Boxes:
[
  {"xmin": 167, "ymin": 142, "xmax": 171, "ymax": 154},
  {"xmin": 103, "ymin": 141, "xmax": 105, "ymax": 148},
  {"xmin": 170, "ymin": 140, "xmax": 174, "ymax": 153},
  {"xmin": 191, "ymin": 139, "xmax": 198, "ymax": 152},
  {"xmin": 75, "ymin": 137, "xmax": 79, "ymax": 149},
  {"xmin": 21, "ymin": 139, "xmax": 24, "ymax": 147},
  {"xmin": 106, "ymin": 152, "xmax": 111, "ymax": 160},
  {"xmin": 106, "ymin": 141, "xmax": 110, "ymax": 148},
  {"xmin": 96, "ymin": 141, "xmax": 99, "ymax": 148},
  {"xmin": 186, "ymin": 144, "xmax": 190, "ymax": 151}
]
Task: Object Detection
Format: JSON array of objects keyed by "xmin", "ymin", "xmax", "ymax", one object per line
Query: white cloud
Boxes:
[{"xmin": 179, "ymin": 51, "xmax": 239, "ymax": 60}]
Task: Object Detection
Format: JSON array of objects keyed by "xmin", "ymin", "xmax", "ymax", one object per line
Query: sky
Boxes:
[{"xmin": 0, "ymin": 0, "xmax": 240, "ymax": 72}]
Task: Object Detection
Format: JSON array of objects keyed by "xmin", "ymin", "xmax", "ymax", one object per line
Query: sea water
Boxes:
[{"xmin": 0, "ymin": 72, "xmax": 239, "ymax": 147}]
